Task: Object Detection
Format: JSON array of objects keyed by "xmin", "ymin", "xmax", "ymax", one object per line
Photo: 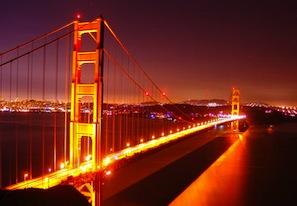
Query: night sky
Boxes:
[{"xmin": 0, "ymin": 0, "xmax": 296, "ymax": 106}]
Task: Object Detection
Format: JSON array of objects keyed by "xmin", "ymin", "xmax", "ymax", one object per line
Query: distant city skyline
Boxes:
[{"xmin": 0, "ymin": 0, "xmax": 296, "ymax": 106}]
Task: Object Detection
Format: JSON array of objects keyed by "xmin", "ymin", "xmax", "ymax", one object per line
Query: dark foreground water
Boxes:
[{"xmin": 104, "ymin": 122, "xmax": 297, "ymax": 206}]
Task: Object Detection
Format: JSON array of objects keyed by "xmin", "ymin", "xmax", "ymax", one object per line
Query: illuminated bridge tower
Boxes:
[
  {"xmin": 70, "ymin": 18, "xmax": 104, "ymax": 171},
  {"xmin": 231, "ymin": 88, "xmax": 240, "ymax": 131},
  {"xmin": 231, "ymin": 88, "xmax": 240, "ymax": 115}
]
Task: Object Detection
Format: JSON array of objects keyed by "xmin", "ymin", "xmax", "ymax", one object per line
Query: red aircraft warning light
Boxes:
[{"xmin": 76, "ymin": 13, "xmax": 81, "ymax": 19}]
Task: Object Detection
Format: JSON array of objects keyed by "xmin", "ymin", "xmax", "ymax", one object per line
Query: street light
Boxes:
[
  {"xmin": 60, "ymin": 162, "xmax": 65, "ymax": 169},
  {"xmin": 85, "ymin": 155, "xmax": 92, "ymax": 161},
  {"xmin": 24, "ymin": 173, "xmax": 29, "ymax": 181}
]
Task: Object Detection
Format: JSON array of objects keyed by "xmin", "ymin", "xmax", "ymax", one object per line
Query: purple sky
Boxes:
[{"xmin": 0, "ymin": 0, "xmax": 296, "ymax": 106}]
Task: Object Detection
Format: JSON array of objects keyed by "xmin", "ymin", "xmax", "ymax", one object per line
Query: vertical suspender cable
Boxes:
[
  {"xmin": 53, "ymin": 40, "xmax": 59, "ymax": 171},
  {"xmin": 105, "ymin": 55, "xmax": 109, "ymax": 153},
  {"xmin": 29, "ymin": 42, "xmax": 33, "ymax": 179},
  {"xmin": 26, "ymin": 53, "xmax": 30, "ymax": 178},
  {"xmin": 8, "ymin": 62, "xmax": 12, "ymax": 184},
  {"xmin": 64, "ymin": 34, "xmax": 70, "ymax": 163},
  {"xmin": 16, "ymin": 47, "xmax": 19, "ymax": 98},
  {"xmin": 42, "ymin": 44, "xmax": 46, "ymax": 176},
  {"xmin": 15, "ymin": 47, "xmax": 19, "ymax": 183},
  {"xmin": 9, "ymin": 62, "xmax": 12, "ymax": 101}
]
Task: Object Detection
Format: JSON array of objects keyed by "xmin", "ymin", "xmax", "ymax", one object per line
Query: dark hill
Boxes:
[{"xmin": 0, "ymin": 185, "xmax": 90, "ymax": 206}]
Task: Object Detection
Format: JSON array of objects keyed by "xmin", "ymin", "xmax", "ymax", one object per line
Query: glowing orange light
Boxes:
[
  {"xmin": 76, "ymin": 13, "xmax": 81, "ymax": 19},
  {"xmin": 188, "ymin": 125, "xmax": 191, "ymax": 129},
  {"xmin": 110, "ymin": 148, "xmax": 113, "ymax": 152},
  {"xmin": 102, "ymin": 156, "xmax": 113, "ymax": 167},
  {"xmin": 140, "ymin": 138, "xmax": 144, "ymax": 143},
  {"xmin": 60, "ymin": 162, "xmax": 65, "ymax": 169},
  {"xmin": 85, "ymin": 155, "xmax": 92, "ymax": 161},
  {"xmin": 151, "ymin": 135, "xmax": 155, "ymax": 139},
  {"xmin": 126, "ymin": 142, "xmax": 130, "ymax": 147},
  {"xmin": 183, "ymin": 127, "xmax": 185, "ymax": 130},
  {"xmin": 24, "ymin": 173, "xmax": 29, "ymax": 180},
  {"xmin": 162, "ymin": 92, "xmax": 166, "ymax": 96},
  {"xmin": 170, "ymin": 130, "xmax": 173, "ymax": 134},
  {"xmin": 177, "ymin": 128, "xmax": 180, "ymax": 132},
  {"xmin": 145, "ymin": 91, "xmax": 149, "ymax": 96},
  {"xmin": 105, "ymin": 170, "xmax": 112, "ymax": 176},
  {"xmin": 48, "ymin": 168, "xmax": 52, "ymax": 173},
  {"xmin": 161, "ymin": 132, "xmax": 165, "ymax": 136}
]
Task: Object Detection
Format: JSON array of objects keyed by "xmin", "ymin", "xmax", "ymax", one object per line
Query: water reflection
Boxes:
[{"xmin": 170, "ymin": 132, "xmax": 248, "ymax": 206}]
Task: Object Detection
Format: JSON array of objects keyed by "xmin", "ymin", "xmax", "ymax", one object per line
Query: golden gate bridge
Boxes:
[{"xmin": 0, "ymin": 17, "xmax": 244, "ymax": 206}]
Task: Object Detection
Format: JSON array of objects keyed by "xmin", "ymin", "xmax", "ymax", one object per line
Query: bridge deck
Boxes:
[{"xmin": 6, "ymin": 116, "xmax": 245, "ymax": 190}]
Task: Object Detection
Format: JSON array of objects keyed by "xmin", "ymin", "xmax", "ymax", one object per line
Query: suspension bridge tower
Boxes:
[
  {"xmin": 69, "ymin": 17, "xmax": 105, "ymax": 206},
  {"xmin": 231, "ymin": 88, "xmax": 240, "ymax": 131},
  {"xmin": 231, "ymin": 88, "xmax": 240, "ymax": 115},
  {"xmin": 69, "ymin": 18, "xmax": 104, "ymax": 172}
]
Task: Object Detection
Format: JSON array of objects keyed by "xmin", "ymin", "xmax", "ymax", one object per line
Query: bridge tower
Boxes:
[
  {"xmin": 69, "ymin": 17, "xmax": 105, "ymax": 206},
  {"xmin": 69, "ymin": 18, "xmax": 104, "ymax": 171},
  {"xmin": 231, "ymin": 88, "xmax": 240, "ymax": 115},
  {"xmin": 231, "ymin": 88, "xmax": 240, "ymax": 131}
]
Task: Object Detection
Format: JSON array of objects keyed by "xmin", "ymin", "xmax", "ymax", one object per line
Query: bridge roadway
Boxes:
[{"xmin": 6, "ymin": 116, "xmax": 245, "ymax": 190}]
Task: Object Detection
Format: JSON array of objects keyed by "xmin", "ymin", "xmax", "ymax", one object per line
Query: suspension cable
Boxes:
[
  {"xmin": 104, "ymin": 49, "xmax": 193, "ymax": 125},
  {"xmin": 0, "ymin": 21, "xmax": 74, "ymax": 56},
  {"xmin": 104, "ymin": 20, "xmax": 195, "ymax": 122},
  {"xmin": 0, "ymin": 30, "xmax": 74, "ymax": 68}
]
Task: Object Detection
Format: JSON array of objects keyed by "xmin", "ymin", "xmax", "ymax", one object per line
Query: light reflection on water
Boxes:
[{"xmin": 170, "ymin": 132, "xmax": 248, "ymax": 206}]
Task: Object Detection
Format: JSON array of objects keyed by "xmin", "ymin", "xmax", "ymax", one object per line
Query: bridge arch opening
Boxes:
[
  {"xmin": 79, "ymin": 96, "xmax": 94, "ymax": 123},
  {"xmin": 80, "ymin": 63, "xmax": 95, "ymax": 84},
  {"xmin": 80, "ymin": 32, "xmax": 98, "ymax": 52}
]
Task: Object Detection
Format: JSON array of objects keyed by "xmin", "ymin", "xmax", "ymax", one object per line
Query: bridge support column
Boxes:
[{"xmin": 69, "ymin": 17, "xmax": 104, "ymax": 206}]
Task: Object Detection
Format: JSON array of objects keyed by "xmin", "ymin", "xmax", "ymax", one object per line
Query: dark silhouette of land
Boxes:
[{"xmin": 0, "ymin": 185, "xmax": 89, "ymax": 206}]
